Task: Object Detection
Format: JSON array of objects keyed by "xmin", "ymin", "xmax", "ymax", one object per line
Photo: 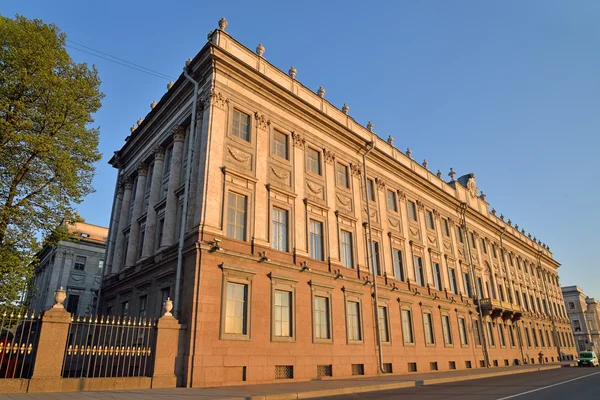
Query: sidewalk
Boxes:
[{"xmin": 0, "ymin": 362, "xmax": 573, "ymax": 400}]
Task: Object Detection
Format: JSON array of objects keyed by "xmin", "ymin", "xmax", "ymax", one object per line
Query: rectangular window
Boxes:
[
  {"xmin": 458, "ymin": 318, "xmax": 468, "ymax": 345},
  {"xmin": 378, "ymin": 306, "xmax": 390, "ymax": 343},
  {"xmin": 274, "ymin": 290, "xmax": 292, "ymax": 337},
  {"xmin": 498, "ymin": 324, "xmax": 506, "ymax": 347},
  {"xmin": 225, "ymin": 282, "xmax": 248, "ymax": 334},
  {"xmin": 121, "ymin": 300, "xmax": 129, "ymax": 317},
  {"xmin": 432, "ymin": 263, "xmax": 442, "ymax": 291},
  {"xmin": 309, "ymin": 219, "xmax": 324, "ymax": 261},
  {"xmin": 369, "ymin": 241, "xmax": 382, "ymax": 276},
  {"xmin": 272, "ymin": 207, "xmax": 288, "ymax": 252},
  {"xmin": 463, "ymin": 272, "xmax": 472, "ymax": 297},
  {"xmin": 66, "ymin": 294, "xmax": 80, "ymax": 315},
  {"xmin": 470, "ymin": 232, "xmax": 477, "ymax": 249},
  {"xmin": 414, "ymin": 256, "xmax": 424, "ymax": 286},
  {"xmin": 487, "ymin": 322, "xmax": 495, "ymax": 346},
  {"xmin": 273, "ymin": 131, "xmax": 288, "ymax": 159},
  {"xmin": 423, "ymin": 312, "xmax": 434, "ymax": 344},
  {"xmin": 336, "ymin": 163, "xmax": 349, "ymax": 188},
  {"xmin": 456, "ymin": 226, "xmax": 464, "ymax": 243},
  {"xmin": 307, "ymin": 148, "xmax": 321, "ymax": 175},
  {"xmin": 232, "ymin": 109, "xmax": 250, "ymax": 141},
  {"xmin": 508, "ymin": 325, "xmax": 516, "ymax": 347},
  {"xmin": 366, "ymin": 178, "xmax": 376, "ymax": 201},
  {"xmin": 159, "ymin": 287, "xmax": 170, "ymax": 316},
  {"xmin": 539, "ymin": 329, "xmax": 545, "ymax": 347},
  {"xmin": 481, "ymin": 238, "xmax": 487, "ymax": 254},
  {"xmin": 156, "ymin": 217, "xmax": 165, "ymax": 251},
  {"xmin": 425, "ymin": 210, "xmax": 435, "ymax": 230},
  {"xmin": 525, "ymin": 327, "xmax": 532, "ymax": 347},
  {"xmin": 473, "ymin": 320, "xmax": 482, "ymax": 346},
  {"xmin": 74, "ymin": 256, "xmax": 86, "ymax": 271},
  {"xmin": 407, "ymin": 200, "xmax": 418, "ymax": 221},
  {"xmin": 393, "ymin": 249, "xmax": 404, "ymax": 281},
  {"xmin": 387, "ymin": 190, "xmax": 397, "ymax": 211},
  {"xmin": 442, "ymin": 219, "xmax": 450, "ymax": 236},
  {"xmin": 340, "ymin": 230, "xmax": 354, "ymax": 269},
  {"xmin": 346, "ymin": 301, "xmax": 361, "ymax": 341},
  {"xmin": 138, "ymin": 295, "xmax": 147, "ymax": 318},
  {"xmin": 449, "ymin": 268, "xmax": 458, "ymax": 295},
  {"xmin": 314, "ymin": 296, "xmax": 330, "ymax": 339},
  {"xmin": 492, "ymin": 243, "xmax": 497, "ymax": 258},
  {"xmin": 401, "ymin": 309, "xmax": 414, "ymax": 344},
  {"xmin": 442, "ymin": 315, "xmax": 452, "ymax": 345},
  {"xmin": 226, "ymin": 192, "xmax": 247, "ymax": 241}
]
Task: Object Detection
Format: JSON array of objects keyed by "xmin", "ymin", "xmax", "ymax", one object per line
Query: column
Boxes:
[
  {"xmin": 105, "ymin": 185, "xmax": 123, "ymax": 273},
  {"xmin": 112, "ymin": 180, "xmax": 133, "ymax": 272},
  {"xmin": 142, "ymin": 147, "xmax": 165, "ymax": 257},
  {"xmin": 125, "ymin": 164, "xmax": 147, "ymax": 267},
  {"xmin": 161, "ymin": 127, "xmax": 185, "ymax": 247}
]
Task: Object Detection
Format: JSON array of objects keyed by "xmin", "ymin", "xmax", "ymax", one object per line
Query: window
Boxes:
[
  {"xmin": 156, "ymin": 217, "xmax": 165, "ymax": 251},
  {"xmin": 309, "ymin": 219, "xmax": 324, "ymax": 261},
  {"xmin": 159, "ymin": 287, "xmax": 170, "ymax": 316},
  {"xmin": 407, "ymin": 200, "xmax": 417, "ymax": 221},
  {"xmin": 442, "ymin": 315, "xmax": 452, "ymax": 345},
  {"xmin": 370, "ymin": 241, "xmax": 381, "ymax": 276},
  {"xmin": 498, "ymin": 324, "xmax": 506, "ymax": 347},
  {"xmin": 366, "ymin": 178, "xmax": 375, "ymax": 201},
  {"xmin": 492, "ymin": 243, "xmax": 497, "ymax": 258},
  {"xmin": 458, "ymin": 317, "xmax": 468, "ymax": 345},
  {"xmin": 524, "ymin": 327, "xmax": 532, "ymax": 347},
  {"xmin": 378, "ymin": 306, "xmax": 390, "ymax": 343},
  {"xmin": 274, "ymin": 290, "xmax": 292, "ymax": 337},
  {"xmin": 74, "ymin": 256, "xmax": 86, "ymax": 271},
  {"xmin": 307, "ymin": 148, "xmax": 321, "ymax": 175},
  {"xmin": 226, "ymin": 192, "xmax": 247, "ymax": 241},
  {"xmin": 539, "ymin": 329, "xmax": 545, "ymax": 347},
  {"xmin": 573, "ymin": 320, "xmax": 581, "ymax": 332},
  {"xmin": 532, "ymin": 327, "xmax": 539, "ymax": 347},
  {"xmin": 225, "ymin": 283, "xmax": 248, "ymax": 335},
  {"xmin": 448, "ymin": 268, "xmax": 458, "ymax": 295},
  {"xmin": 121, "ymin": 300, "xmax": 129, "ymax": 317},
  {"xmin": 473, "ymin": 320, "xmax": 482, "ymax": 346},
  {"xmin": 481, "ymin": 238, "xmax": 487, "ymax": 254},
  {"xmin": 498, "ymin": 284, "xmax": 505, "ymax": 302},
  {"xmin": 423, "ymin": 312, "xmax": 435, "ymax": 344},
  {"xmin": 432, "ymin": 263, "xmax": 442, "ymax": 291},
  {"xmin": 346, "ymin": 301, "xmax": 361, "ymax": 341},
  {"xmin": 66, "ymin": 294, "xmax": 80, "ymax": 315},
  {"xmin": 568, "ymin": 302, "xmax": 575, "ymax": 310},
  {"xmin": 456, "ymin": 226, "xmax": 464, "ymax": 243},
  {"xmin": 463, "ymin": 272, "xmax": 473, "ymax": 297},
  {"xmin": 314, "ymin": 296, "xmax": 330, "ymax": 339},
  {"xmin": 476, "ymin": 277, "xmax": 484, "ymax": 299},
  {"xmin": 425, "ymin": 210, "xmax": 435, "ymax": 230},
  {"xmin": 506, "ymin": 325, "xmax": 514, "ymax": 347},
  {"xmin": 387, "ymin": 190, "xmax": 397, "ymax": 211},
  {"xmin": 272, "ymin": 207, "xmax": 288, "ymax": 252},
  {"xmin": 98, "ymin": 259, "xmax": 104, "ymax": 270},
  {"xmin": 401, "ymin": 309, "xmax": 414, "ymax": 344},
  {"xmin": 336, "ymin": 163, "xmax": 349, "ymax": 188},
  {"xmin": 392, "ymin": 249, "xmax": 404, "ymax": 281},
  {"xmin": 442, "ymin": 219, "xmax": 450, "ymax": 237},
  {"xmin": 232, "ymin": 109, "xmax": 250, "ymax": 141},
  {"xmin": 486, "ymin": 322, "xmax": 495, "ymax": 346},
  {"xmin": 470, "ymin": 232, "xmax": 477, "ymax": 249},
  {"xmin": 340, "ymin": 230, "xmax": 354, "ymax": 269},
  {"xmin": 138, "ymin": 295, "xmax": 147, "ymax": 318},
  {"xmin": 414, "ymin": 256, "xmax": 424, "ymax": 286},
  {"xmin": 273, "ymin": 131, "xmax": 288, "ymax": 159}
]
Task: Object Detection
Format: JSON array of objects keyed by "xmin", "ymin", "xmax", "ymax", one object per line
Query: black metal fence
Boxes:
[
  {"xmin": 0, "ymin": 308, "xmax": 41, "ymax": 379},
  {"xmin": 61, "ymin": 315, "xmax": 157, "ymax": 378}
]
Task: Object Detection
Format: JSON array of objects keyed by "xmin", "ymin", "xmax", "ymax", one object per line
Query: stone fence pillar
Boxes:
[
  {"xmin": 152, "ymin": 298, "xmax": 181, "ymax": 388},
  {"xmin": 28, "ymin": 288, "xmax": 71, "ymax": 393}
]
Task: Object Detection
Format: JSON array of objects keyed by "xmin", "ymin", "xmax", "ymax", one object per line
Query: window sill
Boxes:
[
  {"xmin": 220, "ymin": 334, "xmax": 251, "ymax": 341},
  {"xmin": 272, "ymin": 337, "xmax": 296, "ymax": 343},
  {"xmin": 313, "ymin": 338, "xmax": 333, "ymax": 344},
  {"xmin": 403, "ymin": 342, "xmax": 416, "ymax": 347}
]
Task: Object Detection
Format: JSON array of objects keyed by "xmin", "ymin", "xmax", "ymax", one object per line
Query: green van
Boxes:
[{"xmin": 577, "ymin": 351, "xmax": 599, "ymax": 367}]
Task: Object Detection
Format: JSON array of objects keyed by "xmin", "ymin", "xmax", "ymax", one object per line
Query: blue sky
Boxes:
[{"xmin": 4, "ymin": 1, "xmax": 599, "ymax": 298}]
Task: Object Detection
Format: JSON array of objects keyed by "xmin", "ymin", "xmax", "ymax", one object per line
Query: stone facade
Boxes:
[
  {"xmin": 100, "ymin": 19, "xmax": 576, "ymax": 387},
  {"xmin": 28, "ymin": 221, "xmax": 107, "ymax": 315},
  {"xmin": 562, "ymin": 285, "xmax": 600, "ymax": 355}
]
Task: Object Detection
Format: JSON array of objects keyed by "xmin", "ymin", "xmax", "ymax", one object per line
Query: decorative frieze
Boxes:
[
  {"xmin": 254, "ymin": 112, "xmax": 270, "ymax": 130},
  {"xmin": 349, "ymin": 162, "xmax": 362, "ymax": 177},
  {"xmin": 323, "ymin": 148, "xmax": 336, "ymax": 165},
  {"xmin": 291, "ymin": 131, "xmax": 305, "ymax": 148}
]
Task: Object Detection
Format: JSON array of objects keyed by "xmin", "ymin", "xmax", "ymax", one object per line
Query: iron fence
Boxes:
[
  {"xmin": 0, "ymin": 308, "xmax": 41, "ymax": 379},
  {"xmin": 61, "ymin": 315, "xmax": 156, "ymax": 378}
]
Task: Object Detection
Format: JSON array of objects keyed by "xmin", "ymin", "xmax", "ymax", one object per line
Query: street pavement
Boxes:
[{"xmin": 311, "ymin": 367, "xmax": 600, "ymax": 400}]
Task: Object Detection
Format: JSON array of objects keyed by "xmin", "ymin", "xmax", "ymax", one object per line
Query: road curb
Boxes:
[{"xmin": 238, "ymin": 365, "xmax": 570, "ymax": 400}]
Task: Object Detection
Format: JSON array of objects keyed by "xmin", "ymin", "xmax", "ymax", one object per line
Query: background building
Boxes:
[
  {"xmin": 100, "ymin": 19, "xmax": 576, "ymax": 387},
  {"xmin": 28, "ymin": 220, "xmax": 107, "ymax": 315},
  {"xmin": 562, "ymin": 285, "xmax": 600, "ymax": 354}
]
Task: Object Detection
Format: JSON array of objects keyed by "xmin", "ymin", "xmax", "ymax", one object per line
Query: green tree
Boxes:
[{"xmin": 0, "ymin": 15, "xmax": 104, "ymax": 305}]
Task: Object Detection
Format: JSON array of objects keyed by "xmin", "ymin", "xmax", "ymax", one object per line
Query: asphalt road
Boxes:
[{"xmin": 311, "ymin": 367, "xmax": 600, "ymax": 400}]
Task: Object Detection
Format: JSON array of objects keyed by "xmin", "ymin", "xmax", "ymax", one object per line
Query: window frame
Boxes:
[
  {"xmin": 340, "ymin": 229, "xmax": 354, "ymax": 269},
  {"xmin": 271, "ymin": 205, "xmax": 290, "ymax": 253},
  {"xmin": 343, "ymin": 289, "xmax": 364, "ymax": 345},
  {"xmin": 335, "ymin": 162, "xmax": 350, "ymax": 189},
  {"xmin": 311, "ymin": 281, "xmax": 334, "ymax": 344},
  {"xmin": 422, "ymin": 310, "xmax": 435, "ymax": 346},
  {"xmin": 272, "ymin": 130, "xmax": 289, "ymax": 160},
  {"xmin": 425, "ymin": 210, "xmax": 435, "ymax": 230},
  {"xmin": 400, "ymin": 306, "xmax": 415, "ymax": 345},
  {"xmin": 270, "ymin": 273, "xmax": 297, "ymax": 343},
  {"xmin": 377, "ymin": 304, "xmax": 391, "ymax": 344},
  {"xmin": 387, "ymin": 190, "xmax": 398, "ymax": 212},
  {"xmin": 230, "ymin": 108, "xmax": 252, "ymax": 143},
  {"xmin": 407, "ymin": 200, "xmax": 418, "ymax": 222},
  {"xmin": 392, "ymin": 248, "xmax": 405, "ymax": 282},
  {"xmin": 220, "ymin": 263, "xmax": 256, "ymax": 341},
  {"xmin": 74, "ymin": 255, "xmax": 87, "ymax": 271},
  {"xmin": 441, "ymin": 313, "xmax": 453, "ymax": 347},
  {"xmin": 225, "ymin": 191, "xmax": 249, "ymax": 242},
  {"xmin": 458, "ymin": 316, "xmax": 469, "ymax": 347},
  {"xmin": 309, "ymin": 218, "xmax": 326, "ymax": 261},
  {"xmin": 306, "ymin": 146, "xmax": 322, "ymax": 176}
]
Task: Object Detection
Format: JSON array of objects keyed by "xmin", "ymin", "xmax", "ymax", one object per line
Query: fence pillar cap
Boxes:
[
  {"xmin": 157, "ymin": 315, "xmax": 180, "ymax": 329},
  {"xmin": 42, "ymin": 307, "xmax": 72, "ymax": 323}
]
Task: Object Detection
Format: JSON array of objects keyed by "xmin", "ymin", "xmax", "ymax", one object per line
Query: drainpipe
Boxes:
[
  {"xmin": 174, "ymin": 66, "xmax": 200, "ymax": 318},
  {"xmin": 538, "ymin": 251, "xmax": 561, "ymax": 361},
  {"xmin": 499, "ymin": 229, "xmax": 525, "ymax": 364},
  {"xmin": 96, "ymin": 162, "xmax": 120, "ymax": 314},
  {"xmin": 362, "ymin": 140, "xmax": 384, "ymax": 374},
  {"xmin": 460, "ymin": 202, "xmax": 490, "ymax": 368}
]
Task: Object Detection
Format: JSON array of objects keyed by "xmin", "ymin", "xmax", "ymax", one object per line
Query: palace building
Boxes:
[{"xmin": 100, "ymin": 18, "xmax": 576, "ymax": 387}]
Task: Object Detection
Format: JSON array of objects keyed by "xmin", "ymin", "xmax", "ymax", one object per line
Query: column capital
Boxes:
[
  {"xmin": 172, "ymin": 126, "xmax": 186, "ymax": 142},
  {"xmin": 137, "ymin": 163, "xmax": 148, "ymax": 177},
  {"xmin": 124, "ymin": 179, "xmax": 134, "ymax": 190},
  {"xmin": 154, "ymin": 145, "xmax": 165, "ymax": 160}
]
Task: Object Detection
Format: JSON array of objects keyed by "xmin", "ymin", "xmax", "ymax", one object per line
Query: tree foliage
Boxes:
[{"xmin": 0, "ymin": 15, "xmax": 104, "ymax": 305}]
